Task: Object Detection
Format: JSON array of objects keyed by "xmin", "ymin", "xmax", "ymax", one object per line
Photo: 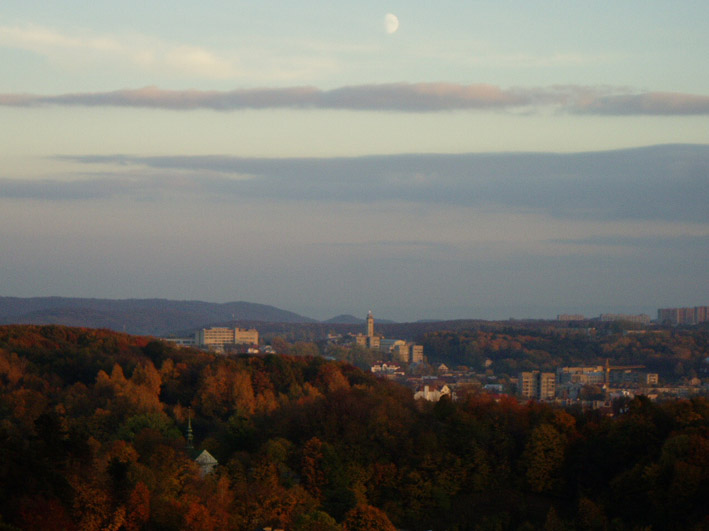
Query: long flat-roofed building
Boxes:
[
  {"xmin": 599, "ymin": 313, "xmax": 651, "ymax": 325},
  {"xmin": 196, "ymin": 327, "xmax": 259, "ymax": 348},
  {"xmin": 557, "ymin": 366, "xmax": 605, "ymax": 385}
]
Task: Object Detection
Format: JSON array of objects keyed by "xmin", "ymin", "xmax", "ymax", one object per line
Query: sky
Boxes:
[{"xmin": 1, "ymin": 1, "xmax": 708, "ymax": 321}]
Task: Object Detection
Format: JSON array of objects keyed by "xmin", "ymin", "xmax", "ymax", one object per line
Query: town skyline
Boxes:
[
  {"xmin": 1, "ymin": 294, "xmax": 706, "ymax": 329},
  {"xmin": 1, "ymin": 2, "xmax": 708, "ymax": 322}
]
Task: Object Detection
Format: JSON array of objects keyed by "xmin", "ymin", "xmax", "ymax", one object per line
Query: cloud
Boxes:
[
  {"xmin": 0, "ymin": 24, "xmax": 121, "ymax": 54},
  {"xmin": 0, "ymin": 86, "xmax": 318, "ymax": 110},
  {"xmin": 577, "ymin": 92, "xmax": 709, "ymax": 115},
  {"xmin": 2, "ymin": 145, "xmax": 705, "ymax": 225},
  {"xmin": 320, "ymin": 240, "xmax": 456, "ymax": 252},
  {"xmin": 0, "ymin": 83, "xmax": 521, "ymax": 111},
  {"xmin": 1, "ymin": 83, "xmax": 708, "ymax": 115},
  {"xmin": 550, "ymin": 234, "xmax": 709, "ymax": 249},
  {"xmin": 0, "ymin": 24, "xmax": 236, "ymax": 79},
  {"xmin": 0, "ymin": 176, "xmax": 158, "ymax": 201}
]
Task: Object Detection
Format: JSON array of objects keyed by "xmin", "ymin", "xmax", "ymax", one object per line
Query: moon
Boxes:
[{"xmin": 385, "ymin": 13, "xmax": 399, "ymax": 34}]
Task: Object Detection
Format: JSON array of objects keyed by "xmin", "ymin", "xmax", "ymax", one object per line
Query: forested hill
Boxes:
[
  {"xmin": 420, "ymin": 325, "xmax": 709, "ymax": 382},
  {"xmin": 1, "ymin": 324, "xmax": 708, "ymax": 530},
  {"xmin": 0, "ymin": 296, "xmax": 316, "ymax": 335}
]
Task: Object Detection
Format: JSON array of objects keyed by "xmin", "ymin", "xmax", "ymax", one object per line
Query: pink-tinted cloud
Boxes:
[{"xmin": 1, "ymin": 83, "xmax": 708, "ymax": 115}]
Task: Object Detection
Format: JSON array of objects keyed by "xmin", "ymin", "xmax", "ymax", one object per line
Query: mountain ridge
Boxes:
[{"xmin": 0, "ymin": 296, "xmax": 317, "ymax": 336}]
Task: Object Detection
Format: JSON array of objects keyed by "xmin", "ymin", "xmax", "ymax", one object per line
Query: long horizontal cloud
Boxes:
[
  {"xmin": 580, "ymin": 92, "xmax": 709, "ymax": 116},
  {"xmin": 3, "ymin": 144, "xmax": 706, "ymax": 224},
  {"xmin": 1, "ymin": 84, "xmax": 709, "ymax": 115},
  {"xmin": 551, "ymin": 234, "xmax": 709, "ymax": 248}
]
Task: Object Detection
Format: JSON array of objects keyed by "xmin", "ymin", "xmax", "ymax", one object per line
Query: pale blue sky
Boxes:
[
  {"xmin": 2, "ymin": 1, "xmax": 709, "ymax": 92},
  {"xmin": 0, "ymin": 2, "xmax": 708, "ymax": 321}
]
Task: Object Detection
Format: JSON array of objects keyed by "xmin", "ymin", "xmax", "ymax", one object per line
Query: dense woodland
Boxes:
[
  {"xmin": 419, "ymin": 325, "xmax": 709, "ymax": 383},
  {"xmin": 1, "ymin": 325, "xmax": 708, "ymax": 530}
]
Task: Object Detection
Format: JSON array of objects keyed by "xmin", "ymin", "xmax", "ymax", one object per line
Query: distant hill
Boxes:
[
  {"xmin": 323, "ymin": 314, "xmax": 365, "ymax": 324},
  {"xmin": 0, "ymin": 296, "xmax": 316, "ymax": 336},
  {"xmin": 323, "ymin": 314, "xmax": 399, "ymax": 325}
]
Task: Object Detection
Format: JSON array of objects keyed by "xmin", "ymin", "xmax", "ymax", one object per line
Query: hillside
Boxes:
[
  {"xmin": 0, "ymin": 296, "xmax": 316, "ymax": 335},
  {"xmin": 322, "ymin": 314, "xmax": 365, "ymax": 325},
  {"xmin": 0, "ymin": 324, "xmax": 708, "ymax": 530}
]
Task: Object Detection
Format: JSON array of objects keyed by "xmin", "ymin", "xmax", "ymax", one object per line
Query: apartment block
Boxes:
[
  {"xmin": 410, "ymin": 344, "xmax": 424, "ymax": 364},
  {"xmin": 519, "ymin": 371, "xmax": 556, "ymax": 400},
  {"xmin": 658, "ymin": 306, "xmax": 709, "ymax": 325}
]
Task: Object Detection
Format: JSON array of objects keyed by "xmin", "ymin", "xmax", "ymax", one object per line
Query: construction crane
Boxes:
[{"xmin": 604, "ymin": 358, "xmax": 645, "ymax": 387}]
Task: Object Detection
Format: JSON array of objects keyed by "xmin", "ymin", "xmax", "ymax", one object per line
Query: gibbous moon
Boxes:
[{"xmin": 385, "ymin": 13, "xmax": 399, "ymax": 34}]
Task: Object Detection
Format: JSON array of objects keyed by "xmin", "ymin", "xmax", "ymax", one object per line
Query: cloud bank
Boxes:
[
  {"xmin": 2, "ymin": 84, "xmax": 709, "ymax": 115},
  {"xmin": 3, "ymin": 145, "xmax": 706, "ymax": 224}
]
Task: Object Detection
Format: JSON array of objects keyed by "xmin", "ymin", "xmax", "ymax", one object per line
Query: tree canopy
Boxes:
[{"xmin": 0, "ymin": 325, "xmax": 707, "ymax": 530}]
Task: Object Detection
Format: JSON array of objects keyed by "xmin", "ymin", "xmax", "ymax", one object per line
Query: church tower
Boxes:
[{"xmin": 366, "ymin": 310, "xmax": 374, "ymax": 338}]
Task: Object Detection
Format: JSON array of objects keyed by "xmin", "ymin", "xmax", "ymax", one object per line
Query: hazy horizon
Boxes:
[
  {"xmin": 0, "ymin": 290, "xmax": 689, "ymax": 324},
  {"xmin": 1, "ymin": 2, "xmax": 708, "ymax": 323}
]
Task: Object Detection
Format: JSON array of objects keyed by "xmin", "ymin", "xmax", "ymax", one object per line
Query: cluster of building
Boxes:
[
  {"xmin": 374, "ymin": 358, "xmax": 704, "ymax": 409},
  {"xmin": 414, "ymin": 383, "xmax": 452, "ymax": 402},
  {"xmin": 166, "ymin": 326, "xmax": 260, "ymax": 352},
  {"xmin": 657, "ymin": 306, "xmax": 709, "ymax": 325},
  {"xmin": 518, "ymin": 363, "xmax": 659, "ymax": 401},
  {"xmin": 370, "ymin": 361, "xmax": 404, "ymax": 377},
  {"xmin": 371, "ymin": 362, "xmax": 494, "ymax": 403},
  {"xmin": 599, "ymin": 313, "xmax": 651, "ymax": 324},
  {"xmin": 557, "ymin": 306, "xmax": 709, "ymax": 327},
  {"xmin": 557, "ymin": 313, "xmax": 651, "ymax": 324},
  {"xmin": 368, "ymin": 357, "xmax": 706, "ymax": 410},
  {"xmin": 353, "ymin": 311, "xmax": 424, "ymax": 364},
  {"xmin": 556, "ymin": 314, "xmax": 586, "ymax": 321}
]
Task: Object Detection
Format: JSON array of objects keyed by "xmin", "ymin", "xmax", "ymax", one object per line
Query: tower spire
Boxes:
[{"xmin": 186, "ymin": 407, "xmax": 194, "ymax": 449}]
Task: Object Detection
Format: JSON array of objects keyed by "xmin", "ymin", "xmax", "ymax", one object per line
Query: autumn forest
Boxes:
[{"xmin": 1, "ymin": 325, "xmax": 708, "ymax": 530}]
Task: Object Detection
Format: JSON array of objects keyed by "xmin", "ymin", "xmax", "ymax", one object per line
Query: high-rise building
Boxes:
[
  {"xmin": 657, "ymin": 308, "xmax": 679, "ymax": 324},
  {"xmin": 381, "ymin": 339, "xmax": 408, "ymax": 361},
  {"xmin": 410, "ymin": 344, "xmax": 424, "ymax": 364},
  {"xmin": 679, "ymin": 307, "xmax": 695, "ymax": 324},
  {"xmin": 392, "ymin": 343, "xmax": 410, "ymax": 363},
  {"xmin": 658, "ymin": 306, "xmax": 709, "ymax": 325},
  {"xmin": 538, "ymin": 372, "xmax": 556, "ymax": 400},
  {"xmin": 519, "ymin": 371, "xmax": 556, "ymax": 400},
  {"xmin": 519, "ymin": 372, "xmax": 536, "ymax": 399}
]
